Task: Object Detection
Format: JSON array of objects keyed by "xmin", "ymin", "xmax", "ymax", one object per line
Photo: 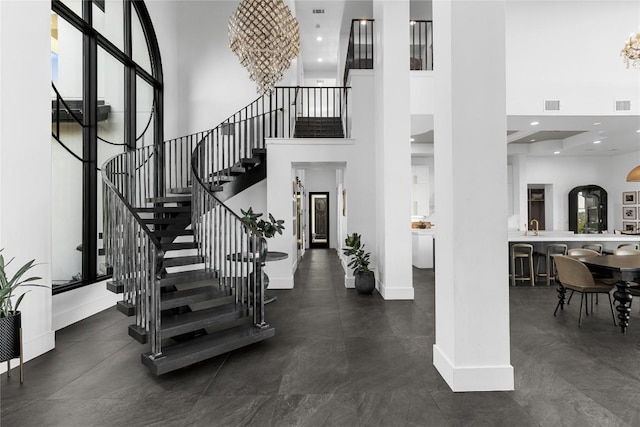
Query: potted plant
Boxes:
[
  {"xmin": 0, "ymin": 249, "xmax": 44, "ymax": 382},
  {"xmin": 342, "ymin": 232, "xmax": 375, "ymax": 294},
  {"xmin": 240, "ymin": 207, "xmax": 285, "ymax": 239}
]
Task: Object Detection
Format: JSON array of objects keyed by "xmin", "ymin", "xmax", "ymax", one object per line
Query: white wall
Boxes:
[
  {"xmin": 506, "ymin": 0, "xmax": 640, "ymax": 116},
  {"xmin": 0, "ymin": 0, "xmax": 55, "ymax": 369},
  {"xmin": 410, "ymin": 0, "xmax": 640, "ymax": 124},
  {"xmin": 224, "ymin": 180, "xmax": 268, "ymax": 221}
]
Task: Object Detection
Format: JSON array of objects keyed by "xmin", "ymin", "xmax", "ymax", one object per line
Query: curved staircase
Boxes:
[{"xmin": 101, "ymin": 86, "xmax": 349, "ymax": 374}]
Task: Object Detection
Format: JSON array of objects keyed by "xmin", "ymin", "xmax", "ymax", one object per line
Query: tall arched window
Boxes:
[{"xmin": 51, "ymin": 0, "xmax": 163, "ymax": 293}]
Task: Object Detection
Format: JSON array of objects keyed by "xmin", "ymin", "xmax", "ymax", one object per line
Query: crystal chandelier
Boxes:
[
  {"xmin": 229, "ymin": 0, "xmax": 300, "ymax": 95},
  {"xmin": 621, "ymin": 32, "xmax": 640, "ymax": 69}
]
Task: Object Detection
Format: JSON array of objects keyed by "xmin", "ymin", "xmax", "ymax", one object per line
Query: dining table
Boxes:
[{"xmin": 579, "ymin": 254, "xmax": 640, "ymax": 333}]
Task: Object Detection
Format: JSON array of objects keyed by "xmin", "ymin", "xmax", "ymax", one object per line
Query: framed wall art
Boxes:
[
  {"xmin": 623, "ymin": 207, "xmax": 637, "ymax": 220},
  {"xmin": 623, "ymin": 191, "xmax": 636, "ymax": 205},
  {"xmin": 623, "ymin": 221, "xmax": 638, "ymax": 232}
]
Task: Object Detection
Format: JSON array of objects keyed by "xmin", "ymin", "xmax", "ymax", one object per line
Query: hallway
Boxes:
[{"xmin": 3, "ymin": 249, "xmax": 640, "ymax": 426}]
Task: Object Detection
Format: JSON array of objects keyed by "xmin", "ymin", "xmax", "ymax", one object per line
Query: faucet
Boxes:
[{"xmin": 530, "ymin": 219, "xmax": 539, "ymax": 236}]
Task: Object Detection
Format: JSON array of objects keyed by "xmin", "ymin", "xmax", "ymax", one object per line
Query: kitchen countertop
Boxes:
[{"xmin": 508, "ymin": 231, "xmax": 640, "ymax": 242}]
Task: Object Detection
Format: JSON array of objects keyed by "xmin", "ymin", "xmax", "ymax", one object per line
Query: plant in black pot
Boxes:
[
  {"xmin": 240, "ymin": 207, "xmax": 285, "ymax": 239},
  {"xmin": 342, "ymin": 232, "xmax": 375, "ymax": 294},
  {"xmin": 0, "ymin": 249, "xmax": 45, "ymax": 383}
]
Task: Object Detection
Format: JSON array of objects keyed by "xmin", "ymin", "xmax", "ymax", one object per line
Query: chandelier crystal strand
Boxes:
[
  {"xmin": 621, "ymin": 33, "xmax": 640, "ymax": 69},
  {"xmin": 229, "ymin": 0, "xmax": 300, "ymax": 95}
]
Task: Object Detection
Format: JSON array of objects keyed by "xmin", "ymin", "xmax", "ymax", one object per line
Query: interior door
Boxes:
[{"xmin": 309, "ymin": 192, "xmax": 329, "ymax": 248}]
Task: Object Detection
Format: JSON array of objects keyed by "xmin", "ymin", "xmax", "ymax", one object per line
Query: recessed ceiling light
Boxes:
[
  {"xmin": 410, "ymin": 138, "xmax": 415, "ymax": 142},
  {"xmin": 593, "ymin": 140, "xmax": 601, "ymax": 144},
  {"xmin": 593, "ymin": 122, "xmax": 602, "ymax": 126},
  {"xmin": 530, "ymin": 121, "xmax": 539, "ymax": 126},
  {"xmin": 636, "ymin": 129, "xmax": 640, "ymax": 133},
  {"xmin": 529, "ymin": 139, "xmax": 536, "ymax": 142},
  {"xmin": 553, "ymin": 151, "xmax": 560, "ymax": 154},
  {"xmin": 317, "ymin": 58, "xmax": 323, "ymax": 62},
  {"xmin": 316, "ymin": 36, "xmax": 322, "ymax": 42}
]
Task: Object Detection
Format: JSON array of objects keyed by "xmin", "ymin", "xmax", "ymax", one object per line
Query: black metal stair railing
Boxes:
[
  {"xmin": 102, "ymin": 86, "xmax": 351, "ymax": 361},
  {"xmin": 344, "ymin": 19, "xmax": 374, "ymax": 87},
  {"xmin": 190, "ymin": 94, "xmax": 282, "ymax": 330},
  {"xmin": 343, "ymin": 19, "xmax": 434, "ymax": 85},
  {"xmin": 190, "ymin": 86, "xmax": 351, "ymax": 329}
]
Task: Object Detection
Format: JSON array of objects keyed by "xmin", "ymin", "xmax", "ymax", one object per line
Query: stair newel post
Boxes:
[
  {"xmin": 257, "ymin": 236, "xmax": 268, "ymax": 328},
  {"xmin": 149, "ymin": 246, "xmax": 164, "ymax": 360}
]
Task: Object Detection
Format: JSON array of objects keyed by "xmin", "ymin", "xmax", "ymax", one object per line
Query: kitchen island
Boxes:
[{"xmin": 508, "ymin": 231, "xmax": 640, "ymax": 252}]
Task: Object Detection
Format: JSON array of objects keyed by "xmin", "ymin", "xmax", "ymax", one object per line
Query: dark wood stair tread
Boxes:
[
  {"xmin": 152, "ymin": 229, "xmax": 193, "ymax": 238},
  {"xmin": 141, "ymin": 217, "xmax": 191, "ymax": 225},
  {"xmin": 135, "ymin": 206, "xmax": 191, "ymax": 214},
  {"xmin": 161, "ymin": 241, "xmax": 198, "ymax": 251},
  {"xmin": 162, "ymin": 255, "xmax": 203, "ymax": 267},
  {"xmin": 160, "ymin": 269, "xmax": 218, "ymax": 287},
  {"xmin": 160, "ymin": 285, "xmax": 229, "ymax": 310},
  {"xmin": 141, "ymin": 324, "xmax": 275, "ymax": 375},
  {"xmin": 160, "ymin": 304, "xmax": 248, "ymax": 339},
  {"xmin": 146, "ymin": 195, "xmax": 192, "ymax": 203}
]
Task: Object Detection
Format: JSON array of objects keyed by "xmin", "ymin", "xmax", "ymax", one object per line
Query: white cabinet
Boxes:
[
  {"xmin": 411, "ymin": 166, "xmax": 429, "ymax": 217},
  {"xmin": 412, "ymin": 230, "xmax": 434, "ymax": 269}
]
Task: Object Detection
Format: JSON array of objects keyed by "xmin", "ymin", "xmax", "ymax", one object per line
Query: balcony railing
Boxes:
[{"xmin": 343, "ymin": 19, "xmax": 433, "ymax": 86}]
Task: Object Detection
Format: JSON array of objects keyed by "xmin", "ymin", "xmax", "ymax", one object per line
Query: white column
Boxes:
[
  {"xmin": 0, "ymin": 0, "xmax": 55, "ymax": 369},
  {"xmin": 373, "ymin": 0, "xmax": 414, "ymax": 300},
  {"xmin": 432, "ymin": 0, "xmax": 514, "ymax": 391}
]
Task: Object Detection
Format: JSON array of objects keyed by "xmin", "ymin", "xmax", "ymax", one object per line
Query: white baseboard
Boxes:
[
  {"xmin": 377, "ymin": 278, "xmax": 414, "ymax": 300},
  {"xmin": 53, "ymin": 281, "xmax": 119, "ymax": 330},
  {"xmin": 268, "ymin": 275, "xmax": 294, "ymax": 289},
  {"xmin": 433, "ymin": 344, "xmax": 514, "ymax": 392},
  {"xmin": 344, "ymin": 275, "xmax": 355, "ymax": 288},
  {"xmin": 0, "ymin": 330, "xmax": 55, "ymax": 374}
]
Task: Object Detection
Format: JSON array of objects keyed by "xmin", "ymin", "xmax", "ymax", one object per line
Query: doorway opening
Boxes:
[{"xmin": 309, "ymin": 192, "xmax": 329, "ymax": 248}]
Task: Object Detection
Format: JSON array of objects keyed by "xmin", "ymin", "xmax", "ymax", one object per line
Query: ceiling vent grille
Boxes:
[
  {"xmin": 312, "ymin": 9, "xmax": 325, "ymax": 14},
  {"xmin": 615, "ymin": 100, "xmax": 631, "ymax": 111},
  {"xmin": 544, "ymin": 100, "xmax": 560, "ymax": 111}
]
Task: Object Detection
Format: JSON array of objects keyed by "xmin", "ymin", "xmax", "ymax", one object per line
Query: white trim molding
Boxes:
[{"xmin": 433, "ymin": 344, "xmax": 515, "ymax": 392}]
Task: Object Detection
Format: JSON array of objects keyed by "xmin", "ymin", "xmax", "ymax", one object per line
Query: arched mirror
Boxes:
[{"xmin": 568, "ymin": 185, "xmax": 607, "ymax": 233}]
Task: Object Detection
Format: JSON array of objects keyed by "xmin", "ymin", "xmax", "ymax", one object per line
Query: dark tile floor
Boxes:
[{"xmin": 3, "ymin": 249, "xmax": 640, "ymax": 426}]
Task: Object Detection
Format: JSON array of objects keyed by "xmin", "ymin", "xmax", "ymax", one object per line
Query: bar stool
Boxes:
[
  {"xmin": 536, "ymin": 244, "xmax": 568, "ymax": 286},
  {"xmin": 582, "ymin": 244, "xmax": 603, "ymax": 255},
  {"xmin": 511, "ymin": 243, "xmax": 535, "ymax": 286}
]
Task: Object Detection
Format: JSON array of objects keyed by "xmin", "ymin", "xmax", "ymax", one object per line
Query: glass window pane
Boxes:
[
  {"xmin": 59, "ymin": 0, "xmax": 83, "ymax": 17},
  {"xmin": 97, "ymin": 47, "xmax": 126, "ymax": 276},
  {"xmin": 132, "ymin": 7, "xmax": 152, "ymax": 75},
  {"xmin": 51, "ymin": 14, "xmax": 84, "ymax": 288},
  {"xmin": 136, "ymin": 76, "xmax": 155, "ymax": 148},
  {"xmin": 93, "ymin": 0, "xmax": 124, "ymax": 51}
]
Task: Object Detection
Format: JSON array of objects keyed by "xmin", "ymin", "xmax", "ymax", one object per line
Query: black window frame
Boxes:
[{"xmin": 51, "ymin": 0, "xmax": 163, "ymax": 295}]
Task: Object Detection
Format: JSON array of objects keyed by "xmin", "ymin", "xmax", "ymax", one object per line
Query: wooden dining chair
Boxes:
[{"xmin": 553, "ymin": 255, "xmax": 616, "ymax": 327}]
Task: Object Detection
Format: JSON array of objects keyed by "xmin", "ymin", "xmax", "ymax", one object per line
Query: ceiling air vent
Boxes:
[
  {"xmin": 312, "ymin": 9, "xmax": 325, "ymax": 14},
  {"xmin": 544, "ymin": 100, "xmax": 560, "ymax": 111},
  {"xmin": 615, "ymin": 100, "xmax": 631, "ymax": 111}
]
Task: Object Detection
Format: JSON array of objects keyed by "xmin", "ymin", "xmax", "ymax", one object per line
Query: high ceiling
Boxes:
[{"xmin": 292, "ymin": 0, "xmax": 640, "ymax": 157}]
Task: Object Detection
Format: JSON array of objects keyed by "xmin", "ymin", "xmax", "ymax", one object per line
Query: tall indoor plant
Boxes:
[
  {"xmin": 342, "ymin": 232, "xmax": 375, "ymax": 294},
  {"xmin": 0, "ymin": 249, "xmax": 43, "ymax": 374}
]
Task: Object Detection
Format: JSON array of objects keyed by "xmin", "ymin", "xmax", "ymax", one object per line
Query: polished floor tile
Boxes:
[{"xmin": 3, "ymin": 248, "xmax": 640, "ymax": 426}]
